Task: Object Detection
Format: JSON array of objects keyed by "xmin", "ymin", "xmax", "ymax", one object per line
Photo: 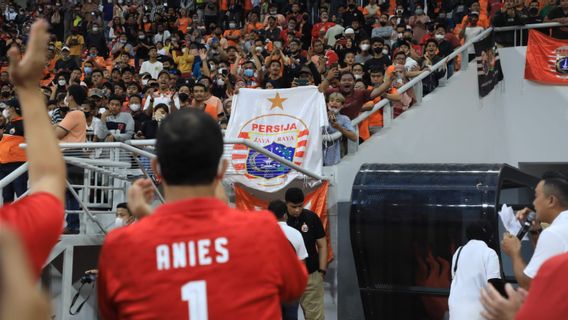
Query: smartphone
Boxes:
[{"xmin": 297, "ymin": 78, "xmax": 308, "ymax": 86}]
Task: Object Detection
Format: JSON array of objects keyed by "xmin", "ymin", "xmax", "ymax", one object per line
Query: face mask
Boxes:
[
  {"xmin": 178, "ymin": 93, "xmax": 189, "ymax": 102},
  {"xmin": 270, "ymin": 10, "xmax": 277, "ymax": 15},
  {"xmin": 93, "ymin": 27, "xmax": 99, "ymax": 32},
  {"xmin": 354, "ymin": 74, "xmax": 362, "ymax": 80},
  {"xmin": 143, "ymin": 18, "xmax": 148, "ymax": 23},
  {"xmin": 382, "ymin": 49, "xmax": 389, "ymax": 55},
  {"xmin": 360, "ymin": 44, "xmax": 370, "ymax": 51},
  {"xmin": 2, "ymin": 109, "xmax": 9, "ymax": 119},
  {"xmin": 397, "ymin": 33, "xmax": 403, "ymax": 39},
  {"xmin": 84, "ymin": 67, "xmax": 93, "ymax": 74},
  {"xmin": 243, "ymin": 68, "xmax": 254, "ymax": 77},
  {"xmin": 415, "ymin": 9, "xmax": 424, "ymax": 15},
  {"xmin": 434, "ymin": 34, "xmax": 445, "ymax": 40},
  {"xmin": 229, "ymin": 23, "xmax": 236, "ymax": 29},
  {"xmin": 139, "ymin": 35, "xmax": 145, "ymax": 39},
  {"xmin": 142, "ymin": 79, "xmax": 149, "ymax": 86},
  {"xmin": 58, "ymin": 79, "xmax": 66, "ymax": 86},
  {"xmin": 113, "ymin": 217, "xmax": 125, "ymax": 229},
  {"xmin": 89, "ymin": 53, "xmax": 97, "ymax": 58},
  {"xmin": 48, "ymin": 110, "xmax": 54, "ymax": 117},
  {"xmin": 216, "ymin": 78, "xmax": 225, "ymax": 86},
  {"xmin": 329, "ymin": 107, "xmax": 340, "ymax": 114},
  {"xmin": 255, "ymin": 46, "xmax": 263, "ymax": 53},
  {"xmin": 129, "ymin": 103, "xmax": 141, "ymax": 112}
]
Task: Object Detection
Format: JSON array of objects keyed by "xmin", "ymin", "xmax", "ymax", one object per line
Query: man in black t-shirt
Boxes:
[
  {"xmin": 546, "ymin": 0, "xmax": 568, "ymax": 39},
  {"xmin": 286, "ymin": 187, "xmax": 327, "ymax": 320}
]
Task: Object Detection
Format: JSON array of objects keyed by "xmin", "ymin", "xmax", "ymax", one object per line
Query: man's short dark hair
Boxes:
[
  {"xmin": 156, "ymin": 109, "xmax": 223, "ymax": 186},
  {"xmin": 193, "ymin": 82, "xmax": 207, "ymax": 91},
  {"xmin": 285, "ymin": 187, "xmax": 304, "ymax": 204},
  {"xmin": 108, "ymin": 95, "xmax": 123, "ymax": 103},
  {"xmin": 117, "ymin": 202, "xmax": 131, "ymax": 214},
  {"xmin": 541, "ymin": 171, "xmax": 568, "ymax": 207},
  {"xmin": 91, "ymin": 69, "xmax": 104, "ymax": 77},
  {"xmin": 268, "ymin": 200, "xmax": 288, "ymax": 219},
  {"xmin": 466, "ymin": 221, "xmax": 493, "ymax": 243},
  {"xmin": 67, "ymin": 85, "xmax": 86, "ymax": 105}
]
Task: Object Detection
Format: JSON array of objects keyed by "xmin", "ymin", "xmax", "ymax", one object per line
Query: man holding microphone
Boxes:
[{"xmin": 501, "ymin": 172, "xmax": 568, "ymax": 289}]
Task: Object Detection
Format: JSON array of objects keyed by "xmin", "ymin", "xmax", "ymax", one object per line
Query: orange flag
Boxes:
[
  {"xmin": 234, "ymin": 181, "xmax": 334, "ymax": 262},
  {"xmin": 525, "ymin": 30, "xmax": 568, "ymax": 84}
]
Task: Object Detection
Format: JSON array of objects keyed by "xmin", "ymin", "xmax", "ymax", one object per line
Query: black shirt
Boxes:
[
  {"xmin": 364, "ymin": 55, "xmax": 392, "ymax": 72},
  {"xmin": 547, "ymin": 7, "xmax": 568, "ymax": 39},
  {"xmin": 287, "ymin": 208, "xmax": 326, "ymax": 274}
]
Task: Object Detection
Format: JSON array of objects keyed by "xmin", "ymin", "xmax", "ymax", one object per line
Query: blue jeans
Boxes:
[
  {"xmin": 65, "ymin": 189, "xmax": 81, "ymax": 231},
  {"xmin": 282, "ymin": 302, "xmax": 299, "ymax": 320}
]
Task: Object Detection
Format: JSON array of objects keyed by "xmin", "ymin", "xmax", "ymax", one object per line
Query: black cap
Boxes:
[{"xmin": 6, "ymin": 99, "xmax": 21, "ymax": 115}]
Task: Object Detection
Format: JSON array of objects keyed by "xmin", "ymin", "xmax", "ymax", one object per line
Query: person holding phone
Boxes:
[{"xmin": 322, "ymin": 92, "xmax": 357, "ymax": 166}]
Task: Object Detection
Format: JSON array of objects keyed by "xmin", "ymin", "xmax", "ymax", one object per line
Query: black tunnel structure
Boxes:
[{"xmin": 350, "ymin": 164, "xmax": 538, "ymax": 320}]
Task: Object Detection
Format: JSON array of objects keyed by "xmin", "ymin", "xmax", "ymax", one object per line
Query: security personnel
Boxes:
[{"xmin": 285, "ymin": 187, "xmax": 327, "ymax": 320}]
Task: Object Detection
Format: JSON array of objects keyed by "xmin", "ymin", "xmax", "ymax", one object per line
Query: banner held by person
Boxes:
[
  {"xmin": 234, "ymin": 181, "xmax": 334, "ymax": 262},
  {"xmin": 225, "ymin": 86, "xmax": 328, "ymax": 192},
  {"xmin": 525, "ymin": 30, "xmax": 568, "ymax": 85},
  {"xmin": 474, "ymin": 31, "xmax": 504, "ymax": 97}
]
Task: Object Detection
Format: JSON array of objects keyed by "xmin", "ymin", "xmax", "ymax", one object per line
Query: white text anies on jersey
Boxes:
[{"xmin": 155, "ymin": 237, "xmax": 229, "ymax": 271}]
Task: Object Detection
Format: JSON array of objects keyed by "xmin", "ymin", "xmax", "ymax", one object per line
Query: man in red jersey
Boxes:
[
  {"xmin": 97, "ymin": 108, "xmax": 308, "ymax": 319},
  {"xmin": 0, "ymin": 19, "xmax": 66, "ymax": 278}
]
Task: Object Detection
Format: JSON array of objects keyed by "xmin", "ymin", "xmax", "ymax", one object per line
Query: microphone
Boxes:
[{"xmin": 516, "ymin": 211, "xmax": 536, "ymax": 240}]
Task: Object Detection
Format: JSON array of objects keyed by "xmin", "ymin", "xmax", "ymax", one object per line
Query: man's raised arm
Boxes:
[{"xmin": 8, "ymin": 20, "xmax": 66, "ymax": 203}]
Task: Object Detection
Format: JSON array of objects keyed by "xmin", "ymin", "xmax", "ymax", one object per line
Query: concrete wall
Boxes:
[{"xmin": 334, "ymin": 46, "xmax": 568, "ymax": 319}]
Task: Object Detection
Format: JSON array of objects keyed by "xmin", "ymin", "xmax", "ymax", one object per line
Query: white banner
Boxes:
[{"xmin": 225, "ymin": 86, "xmax": 328, "ymax": 192}]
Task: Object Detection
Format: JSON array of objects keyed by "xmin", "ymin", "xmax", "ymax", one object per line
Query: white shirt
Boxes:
[
  {"xmin": 449, "ymin": 240, "xmax": 500, "ymax": 320},
  {"xmin": 278, "ymin": 222, "xmax": 308, "ymax": 260},
  {"xmin": 139, "ymin": 60, "xmax": 164, "ymax": 79},
  {"xmin": 325, "ymin": 24, "xmax": 345, "ymax": 47},
  {"xmin": 524, "ymin": 210, "xmax": 568, "ymax": 278},
  {"xmin": 464, "ymin": 26, "xmax": 485, "ymax": 54}
]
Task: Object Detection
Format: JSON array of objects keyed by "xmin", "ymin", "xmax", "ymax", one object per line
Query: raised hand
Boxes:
[
  {"xmin": 8, "ymin": 20, "xmax": 50, "ymax": 89},
  {"xmin": 127, "ymin": 178, "xmax": 155, "ymax": 220}
]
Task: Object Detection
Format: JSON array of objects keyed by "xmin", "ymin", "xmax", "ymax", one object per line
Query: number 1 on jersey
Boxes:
[{"xmin": 181, "ymin": 280, "xmax": 208, "ymax": 320}]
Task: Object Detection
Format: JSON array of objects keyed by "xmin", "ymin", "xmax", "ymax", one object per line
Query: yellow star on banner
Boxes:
[{"xmin": 268, "ymin": 92, "xmax": 287, "ymax": 110}]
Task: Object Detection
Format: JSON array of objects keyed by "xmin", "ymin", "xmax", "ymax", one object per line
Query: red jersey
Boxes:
[
  {"xmin": 516, "ymin": 252, "xmax": 568, "ymax": 320},
  {"xmin": 0, "ymin": 192, "xmax": 64, "ymax": 277},
  {"xmin": 98, "ymin": 197, "xmax": 307, "ymax": 320}
]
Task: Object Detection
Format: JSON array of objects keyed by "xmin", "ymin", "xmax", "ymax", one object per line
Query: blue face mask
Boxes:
[
  {"xmin": 243, "ymin": 68, "xmax": 254, "ymax": 77},
  {"xmin": 89, "ymin": 53, "xmax": 97, "ymax": 58},
  {"xmin": 84, "ymin": 67, "xmax": 93, "ymax": 74}
]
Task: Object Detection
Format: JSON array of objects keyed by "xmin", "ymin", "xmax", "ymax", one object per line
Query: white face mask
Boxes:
[
  {"xmin": 58, "ymin": 79, "xmax": 66, "ymax": 86},
  {"xmin": 142, "ymin": 79, "xmax": 149, "ymax": 86},
  {"xmin": 216, "ymin": 78, "xmax": 225, "ymax": 86},
  {"xmin": 113, "ymin": 217, "xmax": 125, "ymax": 229},
  {"xmin": 360, "ymin": 44, "xmax": 370, "ymax": 51},
  {"xmin": 93, "ymin": 27, "xmax": 99, "ymax": 32},
  {"xmin": 354, "ymin": 74, "xmax": 363, "ymax": 80},
  {"xmin": 2, "ymin": 108, "xmax": 9, "ymax": 119},
  {"xmin": 98, "ymin": 107, "xmax": 107, "ymax": 114},
  {"xmin": 382, "ymin": 49, "xmax": 389, "ymax": 55},
  {"xmin": 129, "ymin": 104, "xmax": 141, "ymax": 112},
  {"xmin": 329, "ymin": 107, "xmax": 340, "ymax": 114},
  {"xmin": 434, "ymin": 34, "xmax": 445, "ymax": 40}
]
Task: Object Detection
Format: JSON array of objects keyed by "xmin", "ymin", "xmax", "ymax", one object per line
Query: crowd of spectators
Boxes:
[{"xmin": 0, "ymin": 0, "xmax": 565, "ymax": 181}]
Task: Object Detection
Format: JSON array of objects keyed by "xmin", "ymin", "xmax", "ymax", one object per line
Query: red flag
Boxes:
[
  {"xmin": 234, "ymin": 181, "xmax": 334, "ymax": 262},
  {"xmin": 525, "ymin": 30, "xmax": 568, "ymax": 84}
]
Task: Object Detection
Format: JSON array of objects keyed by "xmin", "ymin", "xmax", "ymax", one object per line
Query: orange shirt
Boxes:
[
  {"xmin": 58, "ymin": 110, "xmax": 87, "ymax": 143},
  {"xmin": 246, "ymin": 22, "xmax": 264, "ymax": 33},
  {"xmin": 223, "ymin": 29, "xmax": 242, "ymax": 47},
  {"xmin": 178, "ymin": 17, "xmax": 191, "ymax": 33},
  {"xmin": 0, "ymin": 117, "xmax": 26, "ymax": 163}
]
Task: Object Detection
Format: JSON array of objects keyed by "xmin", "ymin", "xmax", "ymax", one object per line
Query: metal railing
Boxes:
[{"xmin": 321, "ymin": 22, "xmax": 566, "ymax": 157}]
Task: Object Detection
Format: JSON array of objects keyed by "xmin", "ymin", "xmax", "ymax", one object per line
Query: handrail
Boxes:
[
  {"xmin": 322, "ymin": 28, "xmax": 494, "ymax": 142},
  {"xmin": 493, "ymin": 21, "xmax": 567, "ymax": 32},
  {"xmin": 224, "ymin": 138, "xmax": 326, "ymax": 181}
]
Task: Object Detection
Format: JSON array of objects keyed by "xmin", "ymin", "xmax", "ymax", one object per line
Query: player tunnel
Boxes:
[{"xmin": 350, "ymin": 164, "xmax": 538, "ymax": 320}]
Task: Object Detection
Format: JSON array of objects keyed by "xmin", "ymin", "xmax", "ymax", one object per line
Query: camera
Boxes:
[{"xmin": 80, "ymin": 273, "xmax": 96, "ymax": 284}]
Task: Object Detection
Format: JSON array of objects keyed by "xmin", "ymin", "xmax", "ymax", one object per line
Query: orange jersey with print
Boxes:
[
  {"xmin": 223, "ymin": 29, "xmax": 242, "ymax": 47},
  {"xmin": 97, "ymin": 198, "xmax": 307, "ymax": 320}
]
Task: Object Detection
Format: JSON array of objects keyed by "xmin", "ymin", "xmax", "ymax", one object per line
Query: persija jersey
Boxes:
[
  {"xmin": 0, "ymin": 192, "xmax": 64, "ymax": 277},
  {"xmin": 98, "ymin": 197, "xmax": 308, "ymax": 320}
]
